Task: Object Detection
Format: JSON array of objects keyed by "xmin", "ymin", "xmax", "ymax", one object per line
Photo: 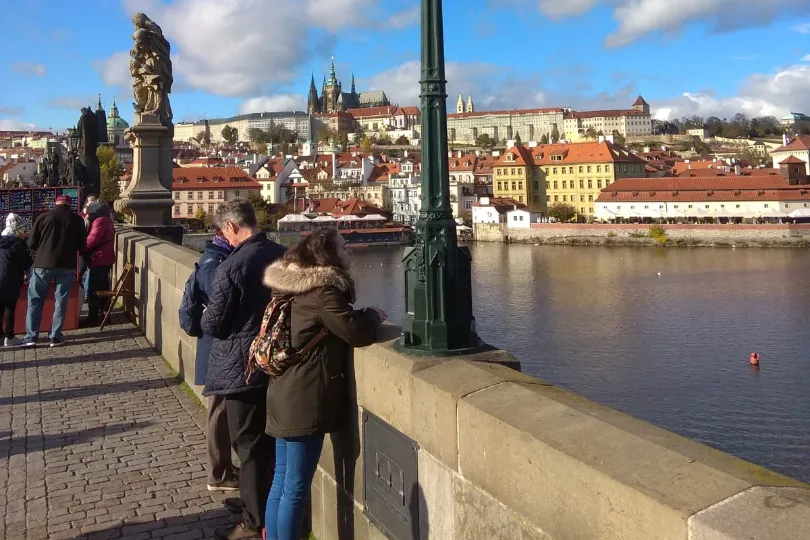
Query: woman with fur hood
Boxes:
[{"xmin": 261, "ymin": 228, "xmax": 386, "ymax": 540}]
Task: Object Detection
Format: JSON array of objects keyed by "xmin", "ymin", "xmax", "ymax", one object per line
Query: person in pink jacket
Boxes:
[{"xmin": 82, "ymin": 201, "xmax": 116, "ymax": 326}]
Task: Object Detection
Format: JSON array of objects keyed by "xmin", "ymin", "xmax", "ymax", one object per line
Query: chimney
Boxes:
[
  {"xmin": 528, "ymin": 140, "xmax": 538, "ymax": 148},
  {"xmin": 598, "ymin": 135, "xmax": 605, "ymax": 143},
  {"xmin": 457, "ymin": 150, "xmax": 462, "ymax": 158},
  {"xmin": 734, "ymin": 164, "xmax": 741, "ymax": 176},
  {"xmin": 783, "ymin": 133, "xmax": 790, "ymax": 146},
  {"xmin": 480, "ymin": 196, "xmax": 490, "ymax": 205},
  {"xmin": 506, "ymin": 140, "xmax": 515, "ymax": 149}
]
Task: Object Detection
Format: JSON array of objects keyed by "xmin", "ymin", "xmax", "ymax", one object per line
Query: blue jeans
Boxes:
[
  {"xmin": 265, "ymin": 435, "xmax": 325, "ymax": 540},
  {"xmin": 26, "ymin": 268, "xmax": 74, "ymax": 340}
]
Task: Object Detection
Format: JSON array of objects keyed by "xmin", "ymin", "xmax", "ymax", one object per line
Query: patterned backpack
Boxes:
[{"xmin": 246, "ymin": 296, "xmax": 328, "ymax": 383}]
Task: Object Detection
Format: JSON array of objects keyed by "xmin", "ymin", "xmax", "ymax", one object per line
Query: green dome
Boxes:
[{"xmin": 108, "ymin": 116, "xmax": 129, "ymax": 129}]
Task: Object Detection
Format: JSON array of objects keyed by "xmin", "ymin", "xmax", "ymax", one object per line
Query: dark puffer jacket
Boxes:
[
  {"xmin": 262, "ymin": 260, "xmax": 381, "ymax": 438},
  {"xmin": 0, "ymin": 236, "xmax": 33, "ymax": 304},
  {"xmin": 193, "ymin": 240, "xmax": 232, "ymax": 386},
  {"xmin": 201, "ymin": 233, "xmax": 285, "ymax": 396}
]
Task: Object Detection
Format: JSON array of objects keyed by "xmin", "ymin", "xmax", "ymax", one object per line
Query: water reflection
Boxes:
[{"xmin": 351, "ymin": 244, "xmax": 810, "ymax": 482}]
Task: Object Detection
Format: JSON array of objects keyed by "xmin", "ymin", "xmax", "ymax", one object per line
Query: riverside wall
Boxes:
[
  {"xmin": 475, "ymin": 223, "xmax": 810, "ymax": 247},
  {"xmin": 115, "ymin": 227, "xmax": 810, "ymax": 540}
]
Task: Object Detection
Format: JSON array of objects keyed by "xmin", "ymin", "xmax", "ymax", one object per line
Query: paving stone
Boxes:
[{"xmin": 0, "ymin": 320, "xmax": 228, "ymax": 539}]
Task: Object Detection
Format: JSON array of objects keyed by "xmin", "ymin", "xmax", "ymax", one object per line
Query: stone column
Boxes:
[{"xmin": 117, "ymin": 113, "xmax": 183, "ymax": 244}]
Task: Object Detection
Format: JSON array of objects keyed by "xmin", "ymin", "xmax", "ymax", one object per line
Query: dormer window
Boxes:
[{"xmin": 197, "ymin": 177, "xmax": 205, "ymax": 183}]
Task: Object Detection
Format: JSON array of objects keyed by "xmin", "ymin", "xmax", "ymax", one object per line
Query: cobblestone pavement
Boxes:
[{"xmin": 0, "ymin": 319, "xmax": 240, "ymax": 539}]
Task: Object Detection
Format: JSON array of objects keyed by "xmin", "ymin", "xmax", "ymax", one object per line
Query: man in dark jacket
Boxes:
[
  {"xmin": 201, "ymin": 200, "xmax": 285, "ymax": 540},
  {"xmin": 24, "ymin": 195, "xmax": 86, "ymax": 347},
  {"xmin": 193, "ymin": 235, "xmax": 239, "ymax": 493}
]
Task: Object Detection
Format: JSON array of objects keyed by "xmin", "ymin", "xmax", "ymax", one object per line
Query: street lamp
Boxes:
[
  {"xmin": 396, "ymin": 0, "xmax": 484, "ymax": 357},
  {"xmin": 66, "ymin": 128, "xmax": 79, "ymax": 152}
]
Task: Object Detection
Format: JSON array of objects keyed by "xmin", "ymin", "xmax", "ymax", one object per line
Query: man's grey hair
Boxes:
[{"xmin": 214, "ymin": 199, "xmax": 257, "ymax": 229}]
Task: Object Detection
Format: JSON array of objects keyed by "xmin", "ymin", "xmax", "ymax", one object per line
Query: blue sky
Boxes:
[{"xmin": 2, "ymin": 0, "xmax": 810, "ymax": 132}]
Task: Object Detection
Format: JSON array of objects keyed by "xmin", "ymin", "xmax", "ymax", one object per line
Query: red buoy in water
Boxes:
[{"xmin": 750, "ymin": 352, "xmax": 760, "ymax": 366}]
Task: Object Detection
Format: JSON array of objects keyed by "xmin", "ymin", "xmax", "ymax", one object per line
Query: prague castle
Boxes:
[{"xmin": 307, "ymin": 58, "xmax": 390, "ymax": 114}]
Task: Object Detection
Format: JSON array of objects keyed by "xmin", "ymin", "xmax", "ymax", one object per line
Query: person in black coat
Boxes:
[
  {"xmin": 0, "ymin": 214, "xmax": 33, "ymax": 347},
  {"xmin": 200, "ymin": 200, "xmax": 285, "ymax": 540},
  {"xmin": 193, "ymin": 234, "xmax": 239, "ymax": 493}
]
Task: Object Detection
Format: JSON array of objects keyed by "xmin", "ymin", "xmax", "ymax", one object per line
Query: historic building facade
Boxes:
[{"xmin": 307, "ymin": 58, "xmax": 390, "ymax": 114}]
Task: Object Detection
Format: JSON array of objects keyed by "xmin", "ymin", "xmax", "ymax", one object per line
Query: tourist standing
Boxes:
[
  {"xmin": 82, "ymin": 201, "xmax": 116, "ymax": 326},
  {"xmin": 201, "ymin": 200, "xmax": 285, "ymax": 540},
  {"xmin": 193, "ymin": 233, "xmax": 240, "ymax": 492},
  {"xmin": 24, "ymin": 196, "xmax": 86, "ymax": 348},
  {"xmin": 0, "ymin": 214, "xmax": 33, "ymax": 347},
  {"xmin": 261, "ymin": 229, "xmax": 385, "ymax": 540}
]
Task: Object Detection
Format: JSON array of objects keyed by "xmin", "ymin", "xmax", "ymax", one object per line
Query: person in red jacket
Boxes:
[{"xmin": 82, "ymin": 201, "xmax": 115, "ymax": 326}]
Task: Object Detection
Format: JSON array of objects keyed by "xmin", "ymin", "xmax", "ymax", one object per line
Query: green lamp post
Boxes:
[{"xmin": 396, "ymin": 0, "xmax": 485, "ymax": 357}]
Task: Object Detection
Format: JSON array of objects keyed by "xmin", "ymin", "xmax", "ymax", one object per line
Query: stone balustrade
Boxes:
[{"xmin": 115, "ymin": 227, "xmax": 810, "ymax": 540}]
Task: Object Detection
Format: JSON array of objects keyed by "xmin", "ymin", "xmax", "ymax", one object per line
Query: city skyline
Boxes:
[{"xmin": 2, "ymin": 0, "xmax": 810, "ymax": 131}]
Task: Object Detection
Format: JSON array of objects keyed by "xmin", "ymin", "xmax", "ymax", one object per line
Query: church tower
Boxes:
[
  {"xmin": 466, "ymin": 94, "xmax": 475, "ymax": 113},
  {"xmin": 456, "ymin": 93, "xmax": 464, "ymax": 113},
  {"xmin": 307, "ymin": 74, "xmax": 320, "ymax": 115},
  {"xmin": 323, "ymin": 57, "xmax": 343, "ymax": 114},
  {"xmin": 95, "ymin": 94, "xmax": 109, "ymax": 144},
  {"xmin": 632, "ymin": 95, "xmax": 650, "ymax": 114}
]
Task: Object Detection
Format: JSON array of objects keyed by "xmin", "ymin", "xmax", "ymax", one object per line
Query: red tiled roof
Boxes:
[
  {"xmin": 564, "ymin": 109, "xmax": 648, "ymax": 119},
  {"xmin": 494, "ymin": 145, "xmax": 532, "ymax": 166},
  {"xmin": 473, "ymin": 197, "xmax": 528, "ymax": 213},
  {"xmin": 670, "ymin": 160, "xmax": 730, "ymax": 175},
  {"xmin": 523, "ymin": 141, "xmax": 647, "ymax": 166},
  {"xmin": 172, "ymin": 167, "xmax": 261, "ymax": 190},
  {"xmin": 780, "ymin": 156, "xmax": 807, "ymax": 164},
  {"xmin": 0, "ymin": 163, "xmax": 15, "ymax": 176},
  {"xmin": 602, "ymin": 175, "xmax": 793, "ymax": 193},
  {"xmin": 448, "ymin": 107, "xmax": 564, "ymax": 119},
  {"xmin": 771, "ymin": 136, "xmax": 810, "ymax": 153},
  {"xmin": 448, "ymin": 154, "xmax": 477, "ymax": 171},
  {"xmin": 632, "ymin": 95, "xmax": 648, "ymax": 106}
]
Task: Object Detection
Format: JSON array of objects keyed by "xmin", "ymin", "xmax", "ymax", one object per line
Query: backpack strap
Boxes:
[{"xmin": 297, "ymin": 327, "xmax": 329, "ymax": 356}]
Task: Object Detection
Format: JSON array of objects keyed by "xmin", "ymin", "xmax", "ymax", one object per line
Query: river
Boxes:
[{"xmin": 350, "ymin": 243, "xmax": 810, "ymax": 483}]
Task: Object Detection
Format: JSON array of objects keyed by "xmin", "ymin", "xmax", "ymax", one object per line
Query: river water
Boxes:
[{"xmin": 350, "ymin": 243, "xmax": 810, "ymax": 483}]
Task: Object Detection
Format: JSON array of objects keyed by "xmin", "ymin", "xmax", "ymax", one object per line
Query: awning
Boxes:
[
  {"xmin": 788, "ymin": 208, "xmax": 810, "ymax": 218},
  {"xmin": 279, "ymin": 214, "xmax": 312, "ymax": 223}
]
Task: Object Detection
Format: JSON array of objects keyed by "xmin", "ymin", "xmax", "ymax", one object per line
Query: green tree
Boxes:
[
  {"xmin": 193, "ymin": 131, "xmax": 206, "ymax": 144},
  {"xmin": 612, "ymin": 130, "xmax": 626, "ymax": 146},
  {"xmin": 475, "ymin": 133, "xmax": 493, "ymax": 149},
  {"xmin": 96, "ymin": 145, "xmax": 121, "ymax": 202},
  {"xmin": 246, "ymin": 192, "xmax": 274, "ymax": 230},
  {"xmin": 317, "ymin": 125, "xmax": 338, "ymax": 143},
  {"xmin": 360, "ymin": 136, "xmax": 374, "ymax": 154},
  {"xmin": 377, "ymin": 133, "xmax": 392, "ymax": 146},
  {"xmin": 550, "ymin": 124, "xmax": 560, "ymax": 143},
  {"xmin": 547, "ymin": 202, "xmax": 576, "ymax": 222},
  {"xmin": 194, "ymin": 207, "xmax": 207, "ymax": 223},
  {"xmin": 339, "ymin": 134, "xmax": 350, "ymax": 151},
  {"xmin": 395, "ymin": 135, "xmax": 410, "ymax": 145},
  {"xmin": 584, "ymin": 127, "xmax": 598, "ymax": 140},
  {"xmin": 221, "ymin": 125, "xmax": 238, "ymax": 144},
  {"xmin": 540, "ymin": 133, "xmax": 549, "ymax": 145},
  {"xmin": 514, "ymin": 132, "xmax": 522, "ymax": 144},
  {"xmin": 597, "ymin": 130, "xmax": 605, "ymax": 137},
  {"xmin": 248, "ymin": 128, "xmax": 265, "ymax": 144}
]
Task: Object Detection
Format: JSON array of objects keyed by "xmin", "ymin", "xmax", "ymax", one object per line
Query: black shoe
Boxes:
[
  {"xmin": 22, "ymin": 338, "xmax": 37, "ymax": 348},
  {"xmin": 223, "ymin": 497, "xmax": 243, "ymax": 514},
  {"xmin": 214, "ymin": 521, "xmax": 261, "ymax": 540},
  {"xmin": 49, "ymin": 337, "xmax": 65, "ymax": 348},
  {"xmin": 207, "ymin": 477, "xmax": 239, "ymax": 492}
]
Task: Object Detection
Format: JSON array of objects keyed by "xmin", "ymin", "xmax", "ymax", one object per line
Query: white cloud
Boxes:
[
  {"xmin": 0, "ymin": 106, "xmax": 23, "ymax": 116},
  {"xmin": 653, "ymin": 62, "xmax": 810, "ymax": 120},
  {"xmin": 385, "ymin": 6, "xmax": 420, "ymax": 29},
  {"xmin": 793, "ymin": 22, "xmax": 810, "ymax": 33},
  {"xmin": 802, "ymin": 54, "xmax": 810, "ymax": 62},
  {"xmin": 0, "ymin": 119, "xmax": 37, "ymax": 131},
  {"xmin": 535, "ymin": 0, "xmax": 810, "ymax": 47},
  {"xmin": 110, "ymin": 0, "xmax": 383, "ymax": 98},
  {"xmin": 238, "ymin": 95, "xmax": 306, "ymax": 114},
  {"xmin": 93, "ymin": 51, "xmax": 131, "ymax": 87},
  {"xmin": 11, "ymin": 62, "xmax": 46, "ymax": 76}
]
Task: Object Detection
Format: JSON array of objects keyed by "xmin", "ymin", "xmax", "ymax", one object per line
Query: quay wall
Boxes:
[
  {"xmin": 475, "ymin": 223, "xmax": 810, "ymax": 247},
  {"xmin": 115, "ymin": 227, "xmax": 810, "ymax": 540}
]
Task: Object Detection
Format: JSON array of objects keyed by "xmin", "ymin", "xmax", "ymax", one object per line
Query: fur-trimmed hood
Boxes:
[{"xmin": 264, "ymin": 260, "xmax": 356, "ymax": 301}]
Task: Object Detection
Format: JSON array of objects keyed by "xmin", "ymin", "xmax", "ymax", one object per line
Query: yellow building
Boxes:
[
  {"xmin": 493, "ymin": 145, "xmax": 542, "ymax": 208},
  {"xmin": 534, "ymin": 140, "xmax": 647, "ymax": 219}
]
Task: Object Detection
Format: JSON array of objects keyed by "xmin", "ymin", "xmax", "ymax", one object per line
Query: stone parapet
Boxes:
[{"xmin": 114, "ymin": 228, "xmax": 810, "ymax": 540}]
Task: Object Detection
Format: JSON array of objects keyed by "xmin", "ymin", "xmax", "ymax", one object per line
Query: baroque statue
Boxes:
[{"xmin": 130, "ymin": 12, "xmax": 173, "ymax": 127}]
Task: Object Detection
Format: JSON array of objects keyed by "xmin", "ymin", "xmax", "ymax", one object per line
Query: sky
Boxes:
[{"xmin": 2, "ymin": 0, "xmax": 810, "ymax": 132}]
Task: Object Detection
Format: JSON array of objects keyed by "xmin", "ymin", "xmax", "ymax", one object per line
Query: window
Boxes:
[
  {"xmin": 579, "ymin": 180, "xmax": 584, "ymax": 189},
  {"xmin": 186, "ymin": 192, "xmax": 193, "ymax": 200},
  {"xmin": 234, "ymin": 190, "xmax": 240, "ymax": 198},
  {"xmin": 512, "ymin": 182, "xmax": 516, "ymax": 190},
  {"xmin": 197, "ymin": 191, "xmax": 203, "ymax": 200},
  {"xmin": 596, "ymin": 165, "xmax": 602, "ymax": 173},
  {"xmin": 218, "ymin": 191, "xmax": 224, "ymax": 199},
  {"xmin": 208, "ymin": 204, "xmax": 214, "ymax": 213},
  {"xmin": 588, "ymin": 195, "xmax": 593, "ymax": 202},
  {"xmin": 174, "ymin": 206, "xmax": 180, "ymax": 215},
  {"xmin": 546, "ymin": 181, "xmax": 550, "ymax": 189},
  {"xmin": 705, "ymin": 205, "xmax": 710, "ymax": 209},
  {"xmin": 518, "ymin": 196, "xmax": 523, "ymax": 202},
  {"xmin": 588, "ymin": 180, "xmax": 593, "ymax": 189},
  {"xmin": 580, "ymin": 195, "xmax": 585, "ymax": 202},
  {"xmin": 465, "ymin": 201, "xmax": 472, "ymax": 210},
  {"xmin": 547, "ymin": 195, "xmax": 551, "ymax": 202},
  {"xmin": 553, "ymin": 181, "xmax": 558, "ymax": 189},
  {"xmin": 736, "ymin": 204, "xmax": 741, "ymax": 208},
  {"xmin": 578, "ymin": 166, "xmax": 583, "ymax": 173},
  {"xmin": 765, "ymin": 204, "xmax": 769, "ymax": 208},
  {"xmin": 511, "ymin": 168, "xmax": 516, "ymax": 175},
  {"xmin": 497, "ymin": 182, "xmax": 502, "ymax": 190},
  {"xmin": 563, "ymin": 195, "xmax": 567, "ymax": 202},
  {"xmin": 519, "ymin": 215, "xmax": 524, "ymax": 221},
  {"xmin": 587, "ymin": 166, "xmax": 592, "ymax": 173},
  {"xmin": 554, "ymin": 195, "xmax": 559, "ymax": 202},
  {"xmin": 561, "ymin": 180, "xmax": 566, "ymax": 189},
  {"xmin": 569, "ymin": 167, "xmax": 574, "ymax": 174},
  {"xmin": 553, "ymin": 168, "xmax": 558, "ymax": 175},
  {"xmin": 597, "ymin": 180, "xmax": 602, "ymax": 189},
  {"xmin": 518, "ymin": 182, "xmax": 523, "ymax": 190},
  {"xmin": 674, "ymin": 205, "xmax": 679, "ymax": 209},
  {"xmin": 208, "ymin": 191, "xmax": 214, "ymax": 199},
  {"xmin": 688, "ymin": 205, "xmax": 693, "ymax": 209},
  {"xmin": 581, "ymin": 207, "xmax": 585, "ymax": 214},
  {"xmin": 173, "ymin": 192, "xmax": 179, "ymax": 200},
  {"xmin": 786, "ymin": 204, "xmax": 791, "ymax": 208}
]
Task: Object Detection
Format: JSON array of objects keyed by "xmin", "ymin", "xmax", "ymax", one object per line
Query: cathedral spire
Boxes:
[
  {"xmin": 456, "ymin": 93, "xmax": 464, "ymax": 114},
  {"xmin": 96, "ymin": 93, "xmax": 103, "ymax": 111},
  {"xmin": 351, "ymin": 72, "xmax": 356, "ymax": 95},
  {"xmin": 328, "ymin": 56, "xmax": 337, "ymax": 85}
]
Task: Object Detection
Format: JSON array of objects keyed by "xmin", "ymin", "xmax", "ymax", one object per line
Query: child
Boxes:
[{"xmin": 0, "ymin": 214, "xmax": 33, "ymax": 346}]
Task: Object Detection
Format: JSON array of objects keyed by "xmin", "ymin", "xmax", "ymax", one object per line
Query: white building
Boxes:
[
  {"xmin": 389, "ymin": 173, "xmax": 421, "ymax": 225},
  {"xmin": 447, "ymin": 108, "xmax": 565, "ymax": 145},
  {"xmin": 563, "ymin": 97, "xmax": 653, "ymax": 142},
  {"xmin": 506, "ymin": 208, "xmax": 543, "ymax": 228},
  {"xmin": 472, "ymin": 196, "xmax": 527, "ymax": 224},
  {"xmin": 175, "ymin": 111, "xmax": 314, "ymax": 143},
  {"xmin": 770, "ymin": 135, "xmax": 810, "ymax": 175}
]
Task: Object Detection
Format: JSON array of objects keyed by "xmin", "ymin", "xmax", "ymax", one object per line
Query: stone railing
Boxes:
[{"xmin": 115, "ymin": 228, "xmax": 810, "ymax": 540}]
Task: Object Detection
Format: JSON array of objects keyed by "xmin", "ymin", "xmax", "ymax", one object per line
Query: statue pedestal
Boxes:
[{"xmin": 119, "ymin": 113, "xmax": 182, "ymax": 244}]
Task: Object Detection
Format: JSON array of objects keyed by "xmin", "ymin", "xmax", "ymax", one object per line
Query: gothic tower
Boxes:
[
  {"xmin": 322, "ymin": 57, "xmax": 343, "ymax": 114},
  {"xmin": 466, "ymin": 94, "xmax": 475, "ymax": 113},
  {"xmin": 307, "ymin": 74, "xmax": 320, "ymax": 115},
  {"xmin": 456, "ymin": 93, "xmax": 464, "ymax": 113},
  {"xmin": 95, "ymin": 94, "xmax": 109, "ymax": 144}
]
